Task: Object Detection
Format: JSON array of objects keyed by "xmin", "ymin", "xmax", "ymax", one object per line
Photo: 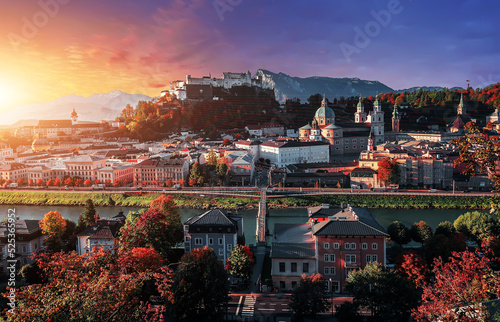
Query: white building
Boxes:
[{"xmin": 259, "ymin": 141, "xmax": 330, "ymax": 168}]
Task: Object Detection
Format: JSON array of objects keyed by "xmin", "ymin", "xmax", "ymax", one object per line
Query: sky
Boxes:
[{"xmin": 1, "ymin": 0, "xmax": 499, "ymax": 112}]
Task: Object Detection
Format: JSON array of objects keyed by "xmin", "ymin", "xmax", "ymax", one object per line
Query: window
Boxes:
[
  {"xmin": 345, "ymin": 243, "xmax": 350, "ymax": 250},
  {"xmin": 279, "ymin": 262, "xmax": 286, "ymax": 273},
  {"xmin": 218, "ymin": 238, "xmax": 223, "ymax": 245},
  {"xmin": 345, "ymin": 254, "xmax": 356, "ymax": 264},
  {"xmin": 324, "ymin": 242, "xmax": 330, "ymax": 249},
  {"xmin": 291, "ymin": 262, "xmax": 297, "ymax": 273},
  {"xmin": 324, "ymin": 254, "xmax": 329, "ymax": 262},
  {"xmin": 227, "ymin": 244, "xmax": 232, "ymax": 251},
  {"xmin": 279, "ymin": 281, "xmax": 286, "ymax": 289},
  {"xmin": 367, "ymin": 254, "xmax": 378, "ymax": 263},
  {"xmin": 332, "ymin": 281, "xmax": 340, "ymax": 293},
  {"xmin": 372, "ymin": 243, "xmax": 378, "ymax": 250},
  {"xmin": 208, "ymin": 238, "xmax": 213, "ymax": 245},
  {"xmin": 22, "ymin": 245, "xmax": 27, "ymax": 253},
  {"xmin": 324, "ymin": 266, "xmax": 336, "ymax": 275},
  {"xmin": 291, "ymin": 281, "xmax": 297, "ymax": 289},
  {"xmin": 350, "ymin": 243, "xmax": 356, "ymax": 250},
  {"xmin": 219, "ymin": 249, "xmax": 224, "ymax": 256},
  {"xmin": 194, "ymin": 238, "xmax": 202, "ymax": 245},
  {"xmin": 303, "ymin": 262, "xmax": 309, "ymax": 273},
  {"xmin": 333, "ymin": 243, "xmax": 340, "ymax": 249},
  {"xmin": 329, "ymin": 254, "xmax": 335, "ymax": 262},
  {"xmin": 362, "ymin": 243, "xmax": 368, "ymax": 250}
]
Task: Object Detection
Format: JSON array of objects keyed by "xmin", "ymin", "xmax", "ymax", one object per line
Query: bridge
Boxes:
[{"xmin": 256, "ymin": 188, "xmax": 268, "ymax": 245}]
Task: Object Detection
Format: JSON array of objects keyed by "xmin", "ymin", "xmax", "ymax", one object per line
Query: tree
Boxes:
[
  {"xmin": 9, "ymin": 247, "xmax": 171, "ymax": 321},
  {"xmin": 83, "ymin": 179, "xmax": 92, "ymax": 187},
  {"xmin": 74, "ymin": 178, "xmax": 83, "ymax": 187},
  {"xmin": 189, "ymin": 162, "xmax": 205, "ymax": 186},
  {"xmin": 77, "ymin": 199, "xmax": 96, "ymax": 233},
  {"xmin": 413, "ymin": 249, "xmax": 500, "ymax": 322},
  {"xmin": 377, "ymin": 157, "xmax": 400, "ymax": 185},
  {"xmin": 169, "ymin": 246, "xmax": 229, "ymax": 321},
  {"xmin": 113, "ymin": 179, "xmax": 122, "ymax": 187},
  {"xmin": 226, "ymin": 244, "xmax": 254, "ymax": 282},
  {"xmin": 452, "ymin": 122, "xmax": 500, "ymax": 192},
  {"xmin": 410, "ymin": 221, "xmax": 433, "ymax": 245},
  {"xmin": 387, "ymin": 221, "xmax": 411, "ymax": 245},
  {"xmin": 334, "ymin": 301, "xmax": 363, "ymax": 322},
  {"xmin": 119, "ymin": 195, "xmax": 183, "ymax": 262},
  {"xmin": 346, "ymin": 262, "xmax": 419, "ymax": 321},
  {"xmin": 216, "ymin": 162, "xmax": 228, "ymax": 179},
  {"xmin": 17, "ymin": 178, "xmax": 24, "ymax": 186},
  {"xmin": 46, "ymin": 179, "xmax": 53, "ymax": 187},
  {"xmin": 454, "ymin": 211, "xmax": 500, "ymax": 242},
  {"xmin": 206, "ymin": 148, "xmax": 218, "ymax": 167},
  {"xmin": 28, "ymin": 178, "xmax": 34, "ymax": 187},
  {"xmin": 222, "ymin": 138, "xmax": 231, "ymax": 146},
  {"xmin": 54, "ymin": 177, "xmax": 61, "ymax": 187},
  {"xmin": 63, "ymin": 177, "xmax": 73, "ymax": 186},
  {"xmin": 435, "ymin": 220, "xmax": 456, "ymax": 237},
  {"xmin": 105, "ymin": 179, "xmax": 112, "ymax": 186},
  {"xmin": 39, "ymin": 211, "xmax": 66, "ymax": 237},
  {"xmin": 166, "ymin": 179, "xmax": 173, "ymax": 187},
  {"xmin": 289, "ymin": 273, "xmax": 329, "ymax": 320},
  {"xmin": 36, "ymin": 178, "xmax": 43, "ymax": 186},
  {"xmin": 396, "ymin": 251, "xmax": 429, "ymax": 287},
  {"xmin": 422, "ymin": 232, "xmax": 467, "ymax": 263}
]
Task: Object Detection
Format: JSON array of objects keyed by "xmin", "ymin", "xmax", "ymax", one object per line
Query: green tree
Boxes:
[
  {"xmin": 169, "ymin": 246, "xmax": 229, "ymax": 321},
  {"xmin": 289, "ymin": 273, "xmax": 329, "ymax": 320},
  {"xmin": 345, "ymin": 262, "xmax": 419, "ymax": 321},
  {"xmin": 189, "ymin": 162, "xmax": 205, "ymax": 186},
  {"xmin": 77, "ymin": 199, "xmax": 96, "ymax": 233},
  {"xmin": 226, "ymin": 244, "xmax": 254, "ymax": 282},
  {"xmin": 216, "ymin": 162, "xmax": 228, "ymax": 179},
  {"xmin": 454, "ymin": 211, "xmax": 500, "ymax": 242},
  {"xmin": 387, "ymin": 221, "xmax": 411, "ymax": 245},
  {"xmin": 435, "ymin": 221, "xmax": 456, "ymax": 237},
  {"xmin": 422, "ymin": 233, "xmax": 466, "ymax": 263},
  {"xmin": 410, "ymin": 221, "xmax": 433, "ymax": 246}
]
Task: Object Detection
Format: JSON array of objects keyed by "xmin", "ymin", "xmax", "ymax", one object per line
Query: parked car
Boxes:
[{"xmin": 429, "ymin": 189, "xmax": 437, "ymax": 193}]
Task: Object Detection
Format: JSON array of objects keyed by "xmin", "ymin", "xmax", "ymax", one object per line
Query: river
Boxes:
[{"xmin": 0, "ymin": 205, "xmax": 471, "ymax": 244}]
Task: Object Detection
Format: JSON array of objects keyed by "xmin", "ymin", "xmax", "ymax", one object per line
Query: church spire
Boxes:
[{"xmin": 458, "ymin": 92, "xmax": 466, "ymax": 115}]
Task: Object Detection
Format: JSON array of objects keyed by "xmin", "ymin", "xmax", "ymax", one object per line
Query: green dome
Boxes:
[{"xmin": 314, "ymin": 105, "xmax": 335, "ymax": 119}]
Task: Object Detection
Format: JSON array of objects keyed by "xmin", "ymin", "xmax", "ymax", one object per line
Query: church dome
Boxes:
[
  {"xmin": 314, "ymin": 95, "xmax": 335, "ymax": 119},
  {"xmin": 71, "ymin": 108, "xmax": 78, "ymax": 117}
]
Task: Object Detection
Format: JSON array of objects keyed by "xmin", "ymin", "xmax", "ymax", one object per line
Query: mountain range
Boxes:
[
  {"xmin": 0, "ymin": 90, "xmax": 152, "ymax": 126},
  {"xmin": 0, "ymin": 70, "xmax": 468, "ymax": 126}
]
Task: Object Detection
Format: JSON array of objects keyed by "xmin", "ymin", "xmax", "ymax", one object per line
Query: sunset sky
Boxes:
[{"xmin": 1, "ymin": 0, "xmax": 499, "ymax": 112}]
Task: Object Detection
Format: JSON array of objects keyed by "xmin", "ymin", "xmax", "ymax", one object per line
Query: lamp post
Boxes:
[{"xmin": 329, "ymin": 278, "xmax": 333, "ymax": 317}]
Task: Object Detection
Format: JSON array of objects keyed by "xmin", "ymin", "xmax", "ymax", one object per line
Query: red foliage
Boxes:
[
  {"xmin": 83, "ymin": 179, "xmax": 92, "ymax": 187},
  {"xmin": 54, "ymin": 177, "xmax": 60, "ymax": 187},
  {"xmin": 396, "ymin": 250, "xmax": 429, "ymax": 286}
]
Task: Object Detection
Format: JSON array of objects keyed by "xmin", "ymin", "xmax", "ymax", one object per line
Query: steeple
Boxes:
[
  {"xmin": 367, "ymin": 131, "xmax": 374, "ymax": 152},
  {"xmin": 321, "ymin": 94, "xmax": 327, "ymax": 108},
  {"xmin": 355, "ymin": 94, "xmax": 367, "ymax": 123},
  {"xmin": 373, "ymin": 94, "xmax": 381, "ymax": 112},
  {"xmin": 457, "ymin": 92, "xmax": 466, "ymax": 115},
  {"xmin": 392, "ymin": 104, "xmax": 400, "ymax": 132},
  {"xmin": 70, "ymin": 108, "xmax": 78, "ymax": 125}
]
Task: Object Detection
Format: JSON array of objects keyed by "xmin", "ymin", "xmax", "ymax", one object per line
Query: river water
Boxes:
[{"xmin": 0, "ymin": 205, "xmax": 470, "ymax": 244}]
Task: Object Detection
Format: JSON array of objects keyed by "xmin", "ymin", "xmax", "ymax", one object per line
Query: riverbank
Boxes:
[{"xmin": 0, "ymin": 191, "xmax": 495, "ymax": 210}]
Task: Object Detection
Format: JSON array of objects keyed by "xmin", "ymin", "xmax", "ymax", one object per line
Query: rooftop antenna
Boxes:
[{"xmin": 466, "ymin": 79, "xmax": 470, "ymax": 90}]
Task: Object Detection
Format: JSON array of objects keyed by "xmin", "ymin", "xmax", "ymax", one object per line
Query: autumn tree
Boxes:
[
  {"xmin": 83, "ymin": 179, "xmax": 92, "ymax": 187},
  {"xmin": 377, "ymin": 157, "xmax": 400, "ymax": 185},
  {"xmin": 387, "ymin": 221, "xmax": 411, "ymax": 245},
  {"xmin": 169, "ymin": 246, "xmax": 229, "ymax": 321},
  {"xmin": 28, "ymin": 178, "xmax": 34, "ymax": 187},
  {"xmin": 452, "ymin": 122, "xmax": 500, "ymax": 192},
  {"xmin": 396, "ymin": 251, "xmax": 429, "ymax": 287},
  {"xmin": 222, "ymin": 138, "xmax": 231, "ymax": 146},
  {"xmin": 54, "ymin": 177, "xmax": 61, "ymax": 187},
  {"xmin": 17, "ymin": 178, "xmax": 24, "ymax": 186},
  {"xmin": 206, "ymin": 148, "xmax": 218, "ymax": 167},
  {"xmin": 64, "ymin": 177, "xmax": 73, "ymax": 186},
  {"xmin": 46, "ymin": 179, "xmax": 53, "ymax": 187},
  {"xmin": 76, "ymin": 198, "xmax": 96, "ymax": 233},
  {"xmin": 216, "ymin": 162, "xmax": 228, "ymax": 180},
  {"xmin": 8, "ymin": 247, "xmax": 171, "ymax": 321},
  {"xmin": 74, "ymin": 178, "xmax": 83, "ymax": 187},
  {"xmin": 113, "ymin": 179, "xmax": 122, "ymax": 187},
  {"xmin": 226, "ymin": 244, "xmax": 254, "ymax": 283},
  {"xmin": 346, "ymin": 262, "xmax": 419, "ymax": 321},
  {"xmin": 36, "ymin": 178, "xmax": 43, "ymax": 186},
  {"xmin": 454, "ymin": 211, "xmax": 500, "ymax": 242},
  {"xmin": 189, "ymin": 162, "xmax": 205, "ymax": 186},
  {"xmin": 413, "ymin": 249, "xmax": 500, "ymax": 321},
  {"xmin": 410, "ymin": 221, "xmax": 433, "ymax": 246},
  {"xmin": 422, "ymin": 232, "xmax": 467, "ymax": 263},
  {"xmin": 119, "ymin": 195, "xmax": 183, "ymax": 262},
  {"xmin": 289, "ymin": 273, "xmax": 329, "ymax": 320},
  {"xmin": 166, "ymin": 179, "xmax": 173, "ymax": 187},
  {"xmin": 39, "ymin": 211, "xmax": 66, "ymax": 237}
]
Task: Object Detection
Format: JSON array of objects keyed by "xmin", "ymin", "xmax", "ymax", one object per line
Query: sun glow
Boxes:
[{"xmin": 0, "ymin": 79, "xmax": 21, "ymax": 112}]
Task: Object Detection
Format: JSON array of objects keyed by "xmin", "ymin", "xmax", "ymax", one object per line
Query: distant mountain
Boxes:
[
  {"xmin": 395, "ymin": 86, "xmax": 464, "ymax": 93},
  {"xmin": 255, "ymin": 69, "xmax": 395, "ymax": 103},
  {"xmin": 0, "ymin": 90, "xmax": 152, "ymax": 126}
]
